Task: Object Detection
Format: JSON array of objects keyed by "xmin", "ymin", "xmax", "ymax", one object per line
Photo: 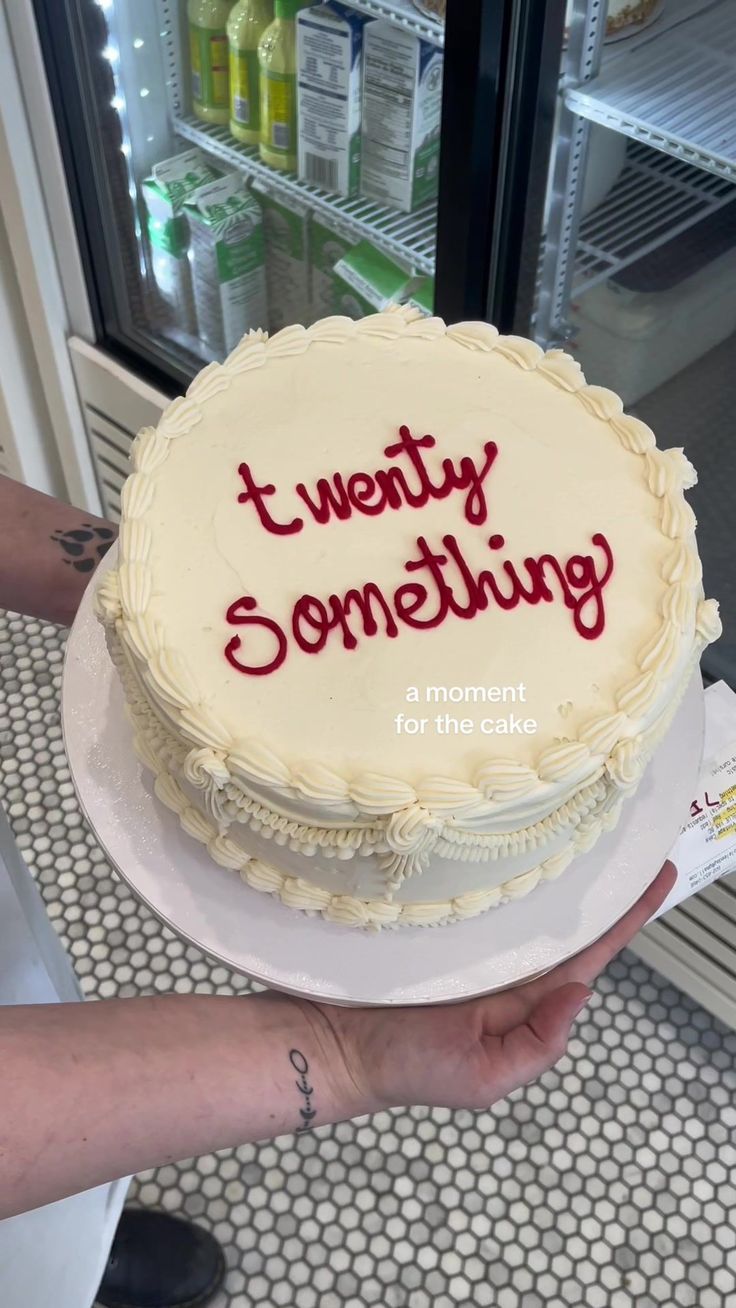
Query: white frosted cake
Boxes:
[{"xmin": 96, "ymin": 309, "xmax": 719, "ymax": 928}]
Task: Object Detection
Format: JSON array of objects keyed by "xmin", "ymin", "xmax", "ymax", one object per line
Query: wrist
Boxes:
[
  {"xmin": 286, "ymin": 998, "xmax": 385, "ymax": 1123},
  {"xmin": 306, "ymin": 1001, "xmax": 409, "ymax": 1115}
]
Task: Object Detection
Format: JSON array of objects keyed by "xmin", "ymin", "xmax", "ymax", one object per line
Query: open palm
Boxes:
[{"xmin": 322, "ymin": 861, "xmax": 677, "ymax": 1113}]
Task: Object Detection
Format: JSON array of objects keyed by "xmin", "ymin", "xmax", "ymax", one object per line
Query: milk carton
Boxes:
[
  {"xmin": 297, "ymin": 2, "xmax": 372, "ymax": 197},
  {"xmin": 308, "ymin": 216, "xmax": 353, "ymax": 321},
  {"xmin": 332, "ymin": 239, "xmax": 413, "ymax": 319},
  {"xmin": 402, "ymin": 275, "xmax": 435, "ymax": 317},
  {"xmin": 361, "ymin": 21, "xmax": 443, "ymax": 213},
  {"xmin": 142, "ymin": 148, "xmax": 221, "ymax": 335},
  {"xmin": 184, "ymin": 173, "xmax": 268, "ymax": 357},
  {"xmin": 253, "ymin": 184, "xmax": 310, "ymax": 330}
]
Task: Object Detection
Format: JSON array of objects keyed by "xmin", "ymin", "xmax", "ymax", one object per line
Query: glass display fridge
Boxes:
[
  {"xmin": 29, "ymin": 0, "xmax": 520, "ymax": 386},
  {"xmin": 4, "ymin": 0, "xmax": 735, "ymax": 1021}
]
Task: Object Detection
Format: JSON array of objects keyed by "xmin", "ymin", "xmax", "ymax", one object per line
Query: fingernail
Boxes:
[{"xmin": 573, "ymin": 989, "xmax": 594, "ymax": 1018}]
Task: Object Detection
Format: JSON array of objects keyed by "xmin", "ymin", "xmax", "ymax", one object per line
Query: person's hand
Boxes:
[{"xmin": 312, "ymin": 860, "xmax": 677, "ymax": 1113}]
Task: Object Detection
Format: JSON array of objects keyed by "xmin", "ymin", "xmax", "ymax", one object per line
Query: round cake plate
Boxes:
[{"xmin": 62, "ymin": 552, "xmax": 704, "ymax": 1008}]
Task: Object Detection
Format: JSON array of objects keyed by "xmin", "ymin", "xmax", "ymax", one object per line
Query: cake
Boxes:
[
  {"xmin": 96, "ymin": 309, "xmax": 719, "ymax": 929},
  {"xmin": 605, "ymin": 0, "xmax": 661, "ymax": 35},
  {"xmin": 565, "ymin": 0, "xmax": 662, "ymax": 40}
]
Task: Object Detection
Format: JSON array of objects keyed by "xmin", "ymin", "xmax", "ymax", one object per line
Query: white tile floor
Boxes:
[{"xmin": 1, "ymin": 607, "xmax": 735, "ymax": 1308}]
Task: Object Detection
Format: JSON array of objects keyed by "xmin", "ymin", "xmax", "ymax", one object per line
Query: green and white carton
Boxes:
[
  {"xmin": 402, "ymin": 274, "xmax": 435, "ymax": 317},
  {"xmin": 308, "ymin": 216, "xmax": 353, "ymax": 321},
  {"xmin": 253, "ymin": 184, "xmax": 310, "ymax": 331},
  {"xmin": 361, "ymin": 21, "xmax": 443, "ymax": 213},
  {"xmin": 331, "ymin": 239, "xmax": 413, "ymax": 319},
  {"xmin": 296, "ymin": 2, "xmax": 372, "ymax": 198},
  {"xmin": 142, "ymin": 148, "xmax": 221, "ymax": 334},
  {"xmin": 184, "ymin": 173, "xmax": 268, "ymax": 358}
]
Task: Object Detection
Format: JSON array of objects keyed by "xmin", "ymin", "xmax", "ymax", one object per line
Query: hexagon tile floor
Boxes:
[{"xmin": 1, "ymin": 608, "xmax": 736, "ymax": 1308}]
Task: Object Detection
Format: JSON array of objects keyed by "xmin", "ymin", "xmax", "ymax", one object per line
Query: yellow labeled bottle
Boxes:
[
  {"xmin": 258, "ymin": 0, "xmax": 299, "ymax": 172},
  {"xmin": 188, "ymin": 0, "xmax": 230, "ymax": 125},
  {"xmin": 228, "ymin": 0, "xmax": 273, "ymax": 145}
]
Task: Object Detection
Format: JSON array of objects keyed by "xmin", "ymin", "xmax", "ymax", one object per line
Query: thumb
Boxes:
[{"xmin": 497, "ymin": 983, "xmax": 592, "ymax": 1094}]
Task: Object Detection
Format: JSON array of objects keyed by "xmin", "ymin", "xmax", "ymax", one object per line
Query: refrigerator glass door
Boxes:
[
  {"xmin": 532, "ymin": 0, "xmax": 736, "ymax": 686},
  {"xmin": 34, "ymin": 0, "xmax": 452, "ymax": 388}
]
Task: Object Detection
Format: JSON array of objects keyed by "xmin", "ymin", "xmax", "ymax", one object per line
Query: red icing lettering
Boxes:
[
  {"xmin": 393, "ymin": 582, "xmax": 435, "ymax": 627},
  {"xmin": 405, "ymin": 536, "xmax": 465, "ymax": 620},
  {"xmin": 296, "ymin": 474, "xmax": 351, "ymax": 524},
  {"xmin": 438, "ymin": 441, "xmax": 499, "ymax": 525},
  {"xmin": 382, "ymin": 427, "xmax": 437, "ymax": 507},
  {"xmin": 328, "ymin": 584, "xmax": 400, "ymax": 648},
  {"xmin": 224, "ymin": 596, "xmax": 287, "ymax": 675},
  {"xmin": 292, "ymin": 595, "xmax": 334, "ymax": 653},
  {"xmin": 236, "ymin": 463, "xmax": 302, "ymax": 536},
  {"xmin": 445, "ymin": 533, "xmax": 613, "ymax": 638},
  {"xmin": 236, "ymin": 426, "xmax": 499, "ymax": 535},
  {"xmin": 567, "ymin": 533, "xmax": 614, "ymax": 639},
  {"xmin": 224, "ymin": 432, "xmax": 616, "ymax": 674},
  {"xmin": 346, "ymin": 473, "xmax": 383, "ymax": 514},
  {"xmin": 224, "ymin": 531, "xmax": 614, "ymax": 674}
]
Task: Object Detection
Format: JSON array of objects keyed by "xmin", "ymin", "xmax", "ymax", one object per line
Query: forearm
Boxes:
[
  {"xmin": 0, "ymin": 993, "xmax": 373, "ymax": 1219},
  {"xmin": 0, "ymin": 475, "xmax": 115, "ymax": 626}
]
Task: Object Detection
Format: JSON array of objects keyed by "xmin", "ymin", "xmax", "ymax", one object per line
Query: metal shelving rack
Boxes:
[
  {"xmin": 162, "ymin": 0, "xmax": 441, "ymax": 278},
  {"xmin": 553, "ymin": 2, "xmax": 736, "ymax": 1017},
  {"xmin": 174, "ymin": 116, "xmax": 437, "ymax": 275},
  {"xmin": 535, "ymin": 0, "xmax": 736, "ymax": 343},
  {"xmin": 572, "ymin": 141, "xmax": 736, "ymax": 296},
  {"xmin": 337, "ymin": 0, "xmax": 443, "ymax": 46},
  {"xmin": 566, "ymin": 0, "xmax": 736, "ymax": 183}
]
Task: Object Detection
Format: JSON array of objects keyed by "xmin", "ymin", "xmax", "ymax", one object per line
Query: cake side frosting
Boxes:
[
  {"xmin": 103, "ymin": 611, "xmax": 700, "ymax": 928},
  {"xmin": 96, "ymin": 308, "xmax": 720, "ymax": 925}
]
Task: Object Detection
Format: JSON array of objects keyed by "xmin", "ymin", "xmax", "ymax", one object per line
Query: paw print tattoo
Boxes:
[{"xmin": 51, "ymin": 524, "xmax": 115, "ymax": 574}]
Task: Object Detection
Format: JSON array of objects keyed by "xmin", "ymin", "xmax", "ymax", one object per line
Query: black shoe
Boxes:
[{"xmin": 96, "ymin": 1207, "xmax": 226, "ymax": 1308}]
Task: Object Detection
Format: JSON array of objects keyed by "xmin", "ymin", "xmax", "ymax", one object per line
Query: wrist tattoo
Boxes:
[
  {"xmin": 289, "ymin": 1049, "xmax": 316, "ymax": 1132},
  {"xmin": 51, "ymin": 524, "xmax": 115, "ymax": 574}
]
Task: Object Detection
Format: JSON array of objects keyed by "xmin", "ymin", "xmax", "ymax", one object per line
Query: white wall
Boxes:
[
  {"xmin": 0, "ymin": 202, "xmax": 64, "ymax": 493},
  {"xmin": 0, "ymin": 0, "xmax": 100, "ymax": 511}
]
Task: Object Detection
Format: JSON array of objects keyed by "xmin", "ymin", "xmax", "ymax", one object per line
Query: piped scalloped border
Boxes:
[
  {"xmin": 97, "ymin": 308, "xmax": 721, "ymax": 864},
  {"xmin": 127, "ymin": 690, "xmax": 623, "ymax": 931},
  {"xmin": 107, "ymin": 617, "xmax": 613, "ymax": 873},
  {"xmin": 109, "ymin": 608, "xmax": 700, "ymax": 930}
]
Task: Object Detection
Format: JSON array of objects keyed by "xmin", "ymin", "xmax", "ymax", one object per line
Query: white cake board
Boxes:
[{"xmin": 62, "ymin": 552, "xmax": 704, "ymax": 1007}]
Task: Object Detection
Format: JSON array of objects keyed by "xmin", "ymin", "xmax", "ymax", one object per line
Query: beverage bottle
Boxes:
[
  {"xmin": 188, "ymin": 0, "xmax": 231, "ymax": 125},
  {"xmin": 228, "ymin": 0, "xmax": 274, "ymax": 145},
  {"xmin": 258, "ymin": 0, "xmax": 299, "ymax": 171}
]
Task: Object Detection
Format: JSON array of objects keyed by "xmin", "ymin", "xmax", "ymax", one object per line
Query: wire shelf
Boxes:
[
  {"xmin": 566, "ymin": 0, "xmax": 736, "ymax": 183},
  {"xmin": 174, "ymin": 115, "xmax": 437, "ymax": 275},
  {"xmin": 572, "ymin": 142, "xmax": 736, "ymax": 296},
  {"xmin": 338, "ymin": 0, "xmax": 444, "ymax": 46}
]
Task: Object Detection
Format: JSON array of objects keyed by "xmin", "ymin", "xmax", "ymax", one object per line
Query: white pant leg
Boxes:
[{"xmin": 0, "ymin": 809, "xmax": 128, "ymax": 1308}]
